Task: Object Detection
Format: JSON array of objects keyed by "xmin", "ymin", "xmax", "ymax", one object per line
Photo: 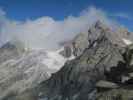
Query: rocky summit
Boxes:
[{"xmin": 1, "ymin": 21, "xmax": 133, "ymax": 100}]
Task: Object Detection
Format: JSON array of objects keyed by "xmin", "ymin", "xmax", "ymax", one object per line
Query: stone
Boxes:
[{"xmin": 96, "ymin": 80, "xmax": 119, "ymax": 89}]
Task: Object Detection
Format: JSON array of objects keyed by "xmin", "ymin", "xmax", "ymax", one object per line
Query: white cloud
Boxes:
[
  {"xmin": 109, "ymin": 12, "xmax": 133, "ymax": 20},
  {"xmin": 0, "ymin": 6, "xmax": 114, "ymax": 50}
]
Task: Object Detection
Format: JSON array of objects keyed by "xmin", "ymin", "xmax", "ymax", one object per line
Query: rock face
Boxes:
[
  {"xmin": 72, "ymin": 32, "xmax": 89, "ymax": 57},
  {"xmin": 59, "ymin": 31, "xmax": 89, "ymax": 59},
  {"xmin": 60, "ymin": 21, "xmax": 130, "ymax": 58},
  {"xmin": 59, "ymin": 46, "xmax": 72, "ymax": 58},
  {"xmin": 33, "ymin": 22, "xmax": 127, "ymax": 100},
  {"xmin": 1, "ymin": 21, "xmax": 133, "ymax": 100}
]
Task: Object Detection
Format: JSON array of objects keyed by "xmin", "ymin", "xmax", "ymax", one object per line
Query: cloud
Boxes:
[
  {"xmin": 109, "ymin": 12, "xmax": 133, "ymax": 20},
  {"xmin": 0, "ymin": 6, "xmax": 114, "ymax": 50}
]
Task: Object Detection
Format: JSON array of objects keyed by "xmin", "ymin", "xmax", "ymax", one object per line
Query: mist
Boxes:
[{"xmin": 0, "ymin": 6, "xmax": 114, "ymax": 50}]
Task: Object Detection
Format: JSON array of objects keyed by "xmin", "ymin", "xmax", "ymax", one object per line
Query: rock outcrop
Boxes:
[{"xmin": 59, "ymin": 31, "xmax": 89, "ymax": 58}]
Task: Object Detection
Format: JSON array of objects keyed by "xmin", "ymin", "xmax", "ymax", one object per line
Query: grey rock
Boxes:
[
  {"xmin": 60, "ymin": 46, "xmax": 72, "ymax": 58},
  {"xmin": 72, "ymin": 32, "xmax": 89, "ymax": 57},
  {"xmin": 97, "ymin": 88, "xmax": 133, "ymax": 100},
  {"xmin": 121, "ymin": 75, "xmax": 131, "ymax": 83},
  {"xmin": 31, "ymin": 21, "xmax": 126, "ymax": 100},
  {"xmin": 59, "ymin": 31, "xmax": 89, "ymax": 58},
  {"xmin": 88, "ymin": 21, "xmax": 130, "ymax": 47},
  {"xmin": 96, "ymin": 80, "xmax": 119, "ymax": 89}
]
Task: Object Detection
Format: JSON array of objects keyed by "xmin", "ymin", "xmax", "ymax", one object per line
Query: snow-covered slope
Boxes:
[{"xmin": 0, "ymin": 43, "xmax": 68, "ymax": 99}]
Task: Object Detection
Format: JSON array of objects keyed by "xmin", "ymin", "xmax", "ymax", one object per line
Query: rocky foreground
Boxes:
[{"xmin": 2, "ymin": 21, "xmax": 133, "ymax": 100}]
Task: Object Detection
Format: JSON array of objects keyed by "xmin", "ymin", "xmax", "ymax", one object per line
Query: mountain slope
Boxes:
[
  {"xmin": 1, "ymin": 21, "xmax": 133, "ymax": 100},
  {"xmin": 0, "ymin": 43, "xmax": 68, "ymax": 99},
  {"xmin": 34, "ymin": 22, "xmax": 126, "ymax": 100}
]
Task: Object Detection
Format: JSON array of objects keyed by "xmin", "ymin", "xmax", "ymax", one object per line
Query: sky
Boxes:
[
  {"xmin": 0, "ymin": 0, "xmax": 133, "ymax": 28},
  {"xmin": 0, "ymin": 0, "xmax": 132, "ymax": 50},
  {"xmin": 0, "ymin": 0, "xmax": 132, "ymax": 19}
]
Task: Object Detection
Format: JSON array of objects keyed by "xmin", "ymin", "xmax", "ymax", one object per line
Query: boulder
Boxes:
[{"xmin": 96, "ymin": 80, "xmax": 119, "ymax": 89}]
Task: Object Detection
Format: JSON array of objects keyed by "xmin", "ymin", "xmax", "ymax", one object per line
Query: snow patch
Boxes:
[
  {"xmin": 122, "ymin": 38, "xmax": 133, "ymax": 45},
  {"xmin": 43, "ymin": 50, "xmax": 66, "ymax": 71}
]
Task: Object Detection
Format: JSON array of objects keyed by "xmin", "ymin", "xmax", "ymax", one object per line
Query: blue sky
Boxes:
[
  {"xmin": 0, "ymin": 0, "xmax": 132, "ymax": 29},
  {"xmin": 0, "ymin": 0, "xmax": 132, "ymax": 19}
]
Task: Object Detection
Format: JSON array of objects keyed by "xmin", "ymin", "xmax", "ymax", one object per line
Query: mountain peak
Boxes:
[
  {"xmin": 94, "ymin": 20, "xmax": 109, "ymax": 30},
  {"xmin": 88, "ymin": 21, "xmax": 132, "ymax": 47},
  {"xmin": 1, "ymin": 42, "xmax": 17, "ymax": 50}
]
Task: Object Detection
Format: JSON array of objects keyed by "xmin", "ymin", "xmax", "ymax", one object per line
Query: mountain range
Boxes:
[{"xmin": 1, "ymin": 21, "xmax": 133, "ymax": 100}]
